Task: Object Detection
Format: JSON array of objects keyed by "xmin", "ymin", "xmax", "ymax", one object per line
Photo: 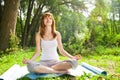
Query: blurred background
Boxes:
[{"xmin": 0, "ymin": 0, "xmax": 120, "ymax": 56}]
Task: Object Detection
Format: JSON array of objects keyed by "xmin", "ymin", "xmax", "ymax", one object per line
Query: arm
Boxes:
[
  {"xmin": 30, "ymin": 32, "xmax": 41, "ymax": 61},
  {"xmin": 56, "ymin": 31, "xmax": 75, "ymax": 59},
  {"xmin": 23, "ymin": 32, "xmax": 41, "ymax": 64}
]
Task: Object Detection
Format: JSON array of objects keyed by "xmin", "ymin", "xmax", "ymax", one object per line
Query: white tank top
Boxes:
[{"xmin": 40, "ymin": 38, "xmax": 59, "ymax": 61}]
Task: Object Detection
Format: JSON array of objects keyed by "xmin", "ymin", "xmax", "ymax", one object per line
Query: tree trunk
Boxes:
[
  {"xmin": 19, "ymin": 7, "xmax": 23, "ymax": 36},
  {"xmin": 21, "ymin": 1, "xmax": 44, "ymax": 48},
  {"xmin": 0, "ymin": 0, "xmax": 4, "ymax": 24},
  {"xmin": 21, "ymin": 0, "xmax": 34, "ymax": 49},
  {"xmin": 0, "ymin": 0, "xmax": 20, "ymax": 51},
  {"xmin": 29, "ymin": 14, "xmax": 41, "ymax": 46}
]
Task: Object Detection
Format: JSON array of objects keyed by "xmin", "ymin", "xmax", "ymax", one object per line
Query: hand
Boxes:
[
  {"xmin": 22, "ymin": 58, "xmax": 31, "ymax": 64},
  {"xmin": 73, "ymin": 54, "xmax": 82, "ymax": 60}
]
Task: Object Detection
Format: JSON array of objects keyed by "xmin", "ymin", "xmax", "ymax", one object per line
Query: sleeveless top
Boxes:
[{"xmin": 40, "ymin": 38, "xmax": 59, "ymax": 61}]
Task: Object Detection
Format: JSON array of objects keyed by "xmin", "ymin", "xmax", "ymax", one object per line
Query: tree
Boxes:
[
  {"xmin": 0, "ymin": 0, "xmax": 20, "ymax": 51},
  {"xmin": 55, "ymin": 5, "xmax": 88, "ymax": 54},
  {"xmin": 110, "ymin": 0, "xmax": 120, "ymax": 34},
  {"xmin": 20, "ymin": 0, "xmax": 86, "ymax": 48},
  {"xmin": 87, "ymin": 0, "xmax": 110, "ymax": 46},
  {"xmin": 86, "ymin": 0, "xmax": 120, "ymax": 47}
]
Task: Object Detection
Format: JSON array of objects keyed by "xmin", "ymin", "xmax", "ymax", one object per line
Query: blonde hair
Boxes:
[{"xmin": 39, "ymin": 12, "xmax": 56, "ymax": 38}]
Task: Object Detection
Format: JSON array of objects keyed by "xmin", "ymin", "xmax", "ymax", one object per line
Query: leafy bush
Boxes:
[
  {"xmin": 104, "ymin": 47, "xmax": 120, "ymax": 56},
  {"xmin": 94, "ymin": 46, "xmax": 120, "ymax": 56},
  {"xmin": 112, "ymin": 34, "xmax": 120, "ymax": 47},
  {"xmin": 6, "ymin": 32, "xmax": 20, "ymax": 53},
  {"xmin": 94, "ymin": 45, "xmax": 105, "ymax": 55},
  {"xmin": 64, "ymin": 37, "xmax": 84, "ymax": 55},
  {"xmin": 81, "ymin": 48, "xmax": 94, "ymax": 56}
]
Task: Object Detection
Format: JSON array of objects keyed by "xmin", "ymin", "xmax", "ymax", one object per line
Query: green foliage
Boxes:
[
  {"xmin": 65, "ymin": 38, "xmax": 83, "ymax": 55},
  {"xmin": 55, "ymin": 6, "xmax": 89, "ymax": 55},
  {"xmin": 76, "ymin": 72, "xmax": 109, "ymax": 80},
  {"xmin": 112, "ymin": 34, "xmax": 120, "ymax": 46},
  {"xmin": 94, "ymin": 45, "xmax": 105, "ymax": 55},
  {"xmin": 87, "ymin": 20, "xmax": 120, "ymax": 48},
  {"xmin": 81, "ymin": 48, "xmax": 93, "ymax": 56},
  {"xmin": 101, "ymin": 33, "xmax": 120, "ymax": 47},
  {"xmin": 94, "ymin": 45, "xmax": 120, "ymax": 55},
  {"xmin": 63, "ymin": 26, "xmax": 90, "ymax": 55},
  {"xmin": 17, "ymin": 0, "xmax": 120, "ymax": 55},
  {"xmin": 86, "ymin": 0, "xmax": 120, "ymax": 49},
  {"xmin": 104, "ymin": 47, "xmax": 120, "ymax": 56},
  {"xmin": 6, "ymin": 32, "xmax": 20, "ymax": 53},
  {"xmin": 18, "ymin": 74, "xmax": 120, "ymax": 80}
]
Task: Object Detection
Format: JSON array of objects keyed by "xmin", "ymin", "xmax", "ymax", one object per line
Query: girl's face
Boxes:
[{"xmin": 43, "ymin": 15, "xmax": 52, "ymax": 26}]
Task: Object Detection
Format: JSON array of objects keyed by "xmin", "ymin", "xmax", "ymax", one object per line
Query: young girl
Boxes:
[{"xmin": 23, "ymin": 12, "xmax": 80, "ymax": 74}]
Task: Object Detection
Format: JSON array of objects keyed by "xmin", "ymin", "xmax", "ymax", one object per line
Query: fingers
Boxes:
[
  {"xmin": 74, "ymin": 54, "xmax": 82, "ymax": 60},
  {"xmin": 22, "ymin": 58, "xmax": 29, "ymax": 64},
  {"xmin": 22, "ymin": 58, "xmax": 26, "ymax": 64}
]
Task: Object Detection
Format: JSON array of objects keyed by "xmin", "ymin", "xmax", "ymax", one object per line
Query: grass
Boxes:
[
  {"xmin": 80, "ymin": 55, "xmax": 120, "ymax": 75},
  {"xmin": 0, "ymin": 47, "xmax": 120, "ymax": 79}
]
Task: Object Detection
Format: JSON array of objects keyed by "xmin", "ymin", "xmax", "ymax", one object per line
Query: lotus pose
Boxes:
[{"xmin": 23, "ymin": 12, "xmax": 80, "ymax": 74}]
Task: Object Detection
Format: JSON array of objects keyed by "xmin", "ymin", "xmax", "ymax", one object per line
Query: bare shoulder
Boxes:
[
  {"xmin": 56, "ymin": 31, "xmax": 62, "ymax": 41},
  {"xmin": 36, "ymin": 32, "xmax": 41, "ymax": 40},
  {"xmin": 56, "ymin": 31, "xmax": 61, "ymax": 37}
]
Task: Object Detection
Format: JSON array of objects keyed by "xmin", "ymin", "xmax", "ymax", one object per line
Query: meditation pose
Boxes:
[{"xmin": 22, "ymin": 12, "xmax": 80, "ymax": 74}]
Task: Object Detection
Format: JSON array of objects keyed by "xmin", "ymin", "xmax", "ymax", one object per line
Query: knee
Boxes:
[
  {"xmin": 66, "ymin": 59, "xmax": 78, "ymax": 69},
  {"xmin": 27, "ymin": 62, "xmax": 38, "ymax": 72}
]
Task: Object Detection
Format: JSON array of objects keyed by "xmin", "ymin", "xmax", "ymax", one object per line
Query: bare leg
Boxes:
[
  {"xmin": 34, "ymin": 65, "xmax": 67, "ymax": 74},
  {"xmin": 51, "ymin": 62, "xmax": 72, "ymax": 71}
]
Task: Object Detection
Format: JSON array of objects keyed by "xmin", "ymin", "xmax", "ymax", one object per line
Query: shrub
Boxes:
[{"xmin": 6, "ymin": 31, "xmax": 20, "ymax": 53}]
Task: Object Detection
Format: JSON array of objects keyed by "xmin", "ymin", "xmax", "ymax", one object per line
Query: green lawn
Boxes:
[{"xmin": 0, "ymin": 48, "xmax": 120, "ymax": 79}]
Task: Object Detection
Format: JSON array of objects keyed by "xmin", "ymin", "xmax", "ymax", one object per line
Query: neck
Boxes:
[{"xmin": 45, "ymin": 26, "xmax": 52, "ymax": 34}]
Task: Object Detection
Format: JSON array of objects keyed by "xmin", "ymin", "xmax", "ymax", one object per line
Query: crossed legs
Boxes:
[
  {"xmin": 51, "ymin": 61, "xmax": 72, "ymax": 71},
  {"xmin": 33, "ymin": 62, "xmax": 71, "ymax": 74},
  {"xmin": 27, "ymin": 59, "xmax": 78, "ymax": 74}
]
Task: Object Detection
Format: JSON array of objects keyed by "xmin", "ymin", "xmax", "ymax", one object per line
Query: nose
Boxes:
[{"xmin": 46, "ymin": 16, "xmax": 51, "ymax": 20}]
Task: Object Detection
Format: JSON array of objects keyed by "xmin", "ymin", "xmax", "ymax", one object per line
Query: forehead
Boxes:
[{"xmin": 43, "ymin": 13, "xmax": 52, "ymax": 18}]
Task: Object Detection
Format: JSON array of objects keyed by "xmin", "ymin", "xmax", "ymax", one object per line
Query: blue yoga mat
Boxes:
[
  {"xmin": 26, "ymin": 62, "xmax": 107, "ymax": 79},
  {"xmin": 26, "ymin": 73, "xmax": 63, "ymax": 79},
  {"xmin": 81, "ymin": 62, "xmax": 107, "ymax": 76}
]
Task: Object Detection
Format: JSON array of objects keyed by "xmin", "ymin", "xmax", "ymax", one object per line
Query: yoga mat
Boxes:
[
  {"xmin": 26, "ymin": 73, "xmax": 63, "ymax": 79},
  {"xmin": 0, "ymin": 63, "xmax": 107, "ymax": 80},
  {"xmin": 0, "ymin": 64, "xmax": 21, "ymax": 80},
  {"xmin": 68, "ymin": 65, "xmax": 96, "ymax": 76},
  {"xmin": 0, "ymin": 64, "xmax": 29, "ymax": 80},
  {"xmin": 81, "ymin": 62, "xmax": 107, "ymax": 76}
]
